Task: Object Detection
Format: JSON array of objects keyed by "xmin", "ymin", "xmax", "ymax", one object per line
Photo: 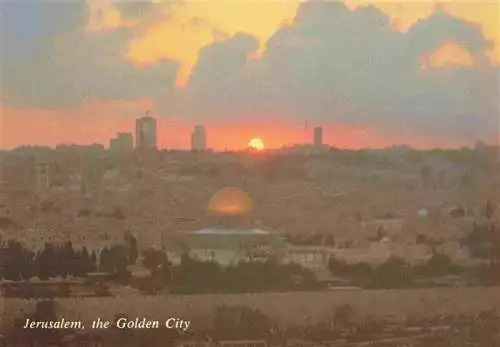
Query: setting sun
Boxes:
[{"xmin": 248, "ymin": 137, "xmax": 265, "ymax": 151}]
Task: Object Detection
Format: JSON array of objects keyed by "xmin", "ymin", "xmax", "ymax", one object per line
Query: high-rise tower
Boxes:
[
  {"xmin": 313, "ymin": 126, "xmax": 323, "ymax": 147},
  {"xmin": 191, "ymin": 124, "xmax": 207, "ymax": 151},
  {"xmin": 135, "ymin": 111, "xmax": 158, "ymax": 150}
]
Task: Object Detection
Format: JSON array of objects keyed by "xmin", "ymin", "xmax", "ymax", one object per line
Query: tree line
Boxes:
[
  {"xmin": 0, "ymin": 234, "xmax": 139, "ymax": 282},
  {"xmin": 0, "ymin": 235, "xmax": 322, "ymax": 295},
  {"xmin": 135, "ymin": 251, "xmax": 322, "ymax": 294},
  {"xmin": 327, "ymin": 251, "xmax": 500, "ymax": 289}
]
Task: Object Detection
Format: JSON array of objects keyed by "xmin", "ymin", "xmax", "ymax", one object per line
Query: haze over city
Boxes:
[{"xmin": 1, "ymin": 0, "xmax": 499, "ymax": 150}]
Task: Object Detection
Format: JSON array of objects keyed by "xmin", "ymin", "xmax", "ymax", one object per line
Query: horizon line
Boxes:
[{"xmin": 2, "ymin": 142, "xmax": 499, "ymax": 153}]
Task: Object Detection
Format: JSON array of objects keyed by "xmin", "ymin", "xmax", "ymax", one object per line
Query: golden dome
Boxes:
[{"xmin": 207, "ymin": 187, "xmax": 253, "ymax": 216}]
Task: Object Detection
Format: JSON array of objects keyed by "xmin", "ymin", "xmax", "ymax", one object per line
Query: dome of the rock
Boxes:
[{"xmin": 207, "ymin": 187, "xmax": 253, "ymax": 216}]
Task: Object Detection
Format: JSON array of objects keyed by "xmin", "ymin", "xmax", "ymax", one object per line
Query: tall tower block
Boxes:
[
  {"xmin": 313, "ymin": 126, "xmax": 323, "ymax": 147},
  {"xmin": 135, "ymin": 111, "xmax": 158, "ymax": 150},
  {"xmin": 191, "ymin": 124, "xmax": 207, "ymax": 151}
]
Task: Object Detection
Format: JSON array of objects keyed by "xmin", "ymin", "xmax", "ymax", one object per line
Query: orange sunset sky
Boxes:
[{"xmin": 1, "ymin": 0, "xmax": 499, "ymax": 150}]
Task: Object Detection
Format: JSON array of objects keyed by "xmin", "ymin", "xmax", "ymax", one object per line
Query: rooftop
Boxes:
[{"xmin": 192, "ymin": 228, "xmax": 270, "ymax": 235}]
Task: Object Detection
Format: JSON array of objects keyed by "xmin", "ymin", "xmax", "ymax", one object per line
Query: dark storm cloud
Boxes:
[
  {"xmin": 0, "ymin": 1, "xmax": 85, "ymax": 64},
  {"xmin": 188, "ymin": 33, "xmax": 259, "ymax": 91},
  {"xmin": 1, "ymin": 1, "xmax": 86, "ymax": 108},
  {"xmin": 2, "ymin": 21, "xmax": 178, "ymax": 110},
  {"xmin": 161, "ymin": 33, "xmax": 259, "ymax": 120},
  {"xmin": 166, "ymin": 1, "xmax": 498, "ymax": 143}
]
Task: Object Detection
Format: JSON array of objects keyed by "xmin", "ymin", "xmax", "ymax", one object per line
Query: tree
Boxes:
[
  {"xmin": 421, "ymin": 253, "xmax": 452, "ymax": 277},
  {"xmin": 324, "ymin": 233, "xmax": 335, "ymax": 246},
  {"xmin": 174, "ymin": 256, "xmax": 222, "ymax": 294},
  {"xmin": 111, "ymin": 206, "xmax": 125, "ymax": 220},
  {"xmin": 327, "ymin": 254, "xmax": 346, "ymax": 275},
  {"xmin": 488, "ymin": 223, "xmax": 500, "ymax": 267},
  {"xmin": 3, "ymin": 240, "xmax": 34, "ymax": 281},
  {"xmin": 142, "ymin": 247, "xmax": 169, "ymax": 274},
  {"xmin": 485, "ymin": 199, "xmax": 495, "ymax": 220},
  {"xmin": 59, "ymin": 241, "xmax": 76, "ymax": 278},
  {"xmin": 416, "ymin": 234, "xmax": 428, "ymax": 245},
  {"xmin": 370, "ymin": 256, "xmax": 409, "ymax": 288},
  {"xmin": 127, "ymin": 235, "xmax": 139, "ymax": 265},
  {"xmin": 346, "ymin": 262, "xmax": 372, "ymax": 286},
  {"xmin": 449, "ymin": 206, "xmax": 466, "ymax": 218},
  {"xmin": 462, "ymin": 222, "xmax": 498, "ymax": 260},
  {"xmin": 76, "ymin": 208, "xmax": 91, "ymax": 217},
  {"xmin": 36, "ymin": 242, "xmax": 58, "ymax": 280},
  {"xmin": 78, "ymin": 246, "xmax": 91, "ymax": 276},
  {"xmin": 0, "ymin": 216, "xmax": 19, "ymax": 230},
  {"xmin": 99, "ymin": 246, "xmax": 112, "ymax": 273},
  {"xmin": 376, "ymin": 226, "xmax": 385, "ymax": 240},
  {"xmin": 90, "ymin": 250, "xmax": 98, "ymax": 272},
  {"xmin": 108, "ymin": 244, "xmax": 129, "ymax": 274}
]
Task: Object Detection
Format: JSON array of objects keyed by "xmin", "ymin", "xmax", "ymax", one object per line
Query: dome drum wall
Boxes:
[
  {"xmin": 170, "ymin": 229, "xmax": 286, "ymax": 254},
  {"xmin": 168, "ymin": 229, "xmax": 286, "ymax": 266},
  {"xmin": 206, "ymin": 214, "xmax": 254, "ymax": 229},
  {"xmin": 176, "ymin": 230, "xmax": 284, "ymax": 250}
]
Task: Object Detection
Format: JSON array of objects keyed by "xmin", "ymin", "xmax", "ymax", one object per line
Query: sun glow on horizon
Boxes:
[{"xmin": 248, "ymin": 137, "xmax": 265, "ymax": 151}]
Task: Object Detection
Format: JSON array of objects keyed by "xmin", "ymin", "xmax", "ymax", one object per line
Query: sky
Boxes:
[{"xmin": 0, "ymin": 0, "xmax": 499, "ymax": 150}]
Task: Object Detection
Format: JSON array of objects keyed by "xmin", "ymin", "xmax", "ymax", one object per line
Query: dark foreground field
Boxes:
[{"xmin": 2, "ymin": 286, "xmax": 500, "ymax": 330}]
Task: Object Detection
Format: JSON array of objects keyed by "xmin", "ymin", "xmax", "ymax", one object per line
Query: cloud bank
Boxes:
[{"xmin": 1, "ymin": 0, "xmax": 498, "ymax": 147}]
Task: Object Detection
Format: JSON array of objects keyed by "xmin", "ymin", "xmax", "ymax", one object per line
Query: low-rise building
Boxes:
[
  {"xmin": 284, "ymin": 245, "xmax": 332, "ymax": 267},
  {"xmin": 361, "ymin": 218, "xmax": 404, "ymax": 234},
  {"xmin": 167, "ymin": 228, "xmax": 286, "ymax": 266}
]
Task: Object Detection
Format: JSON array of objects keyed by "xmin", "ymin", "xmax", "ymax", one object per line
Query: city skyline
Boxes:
[
  {"xmin": 106, "ymin": 116, "xmax": 329, "ymax": 152},
  {"xmin": 5, "ymin": 116, "xmax": 497, "ymax": 152},
  {"xmin": 1, "ymin": 0, "xmax": 499, "ymax": 150},
  {"xmin": 1, "ymin": 1, "xmax": 499, "ymax": 344},
  {"xmin": 135, "ymin": 113, "xmax": 158, "ymax": 150}
]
